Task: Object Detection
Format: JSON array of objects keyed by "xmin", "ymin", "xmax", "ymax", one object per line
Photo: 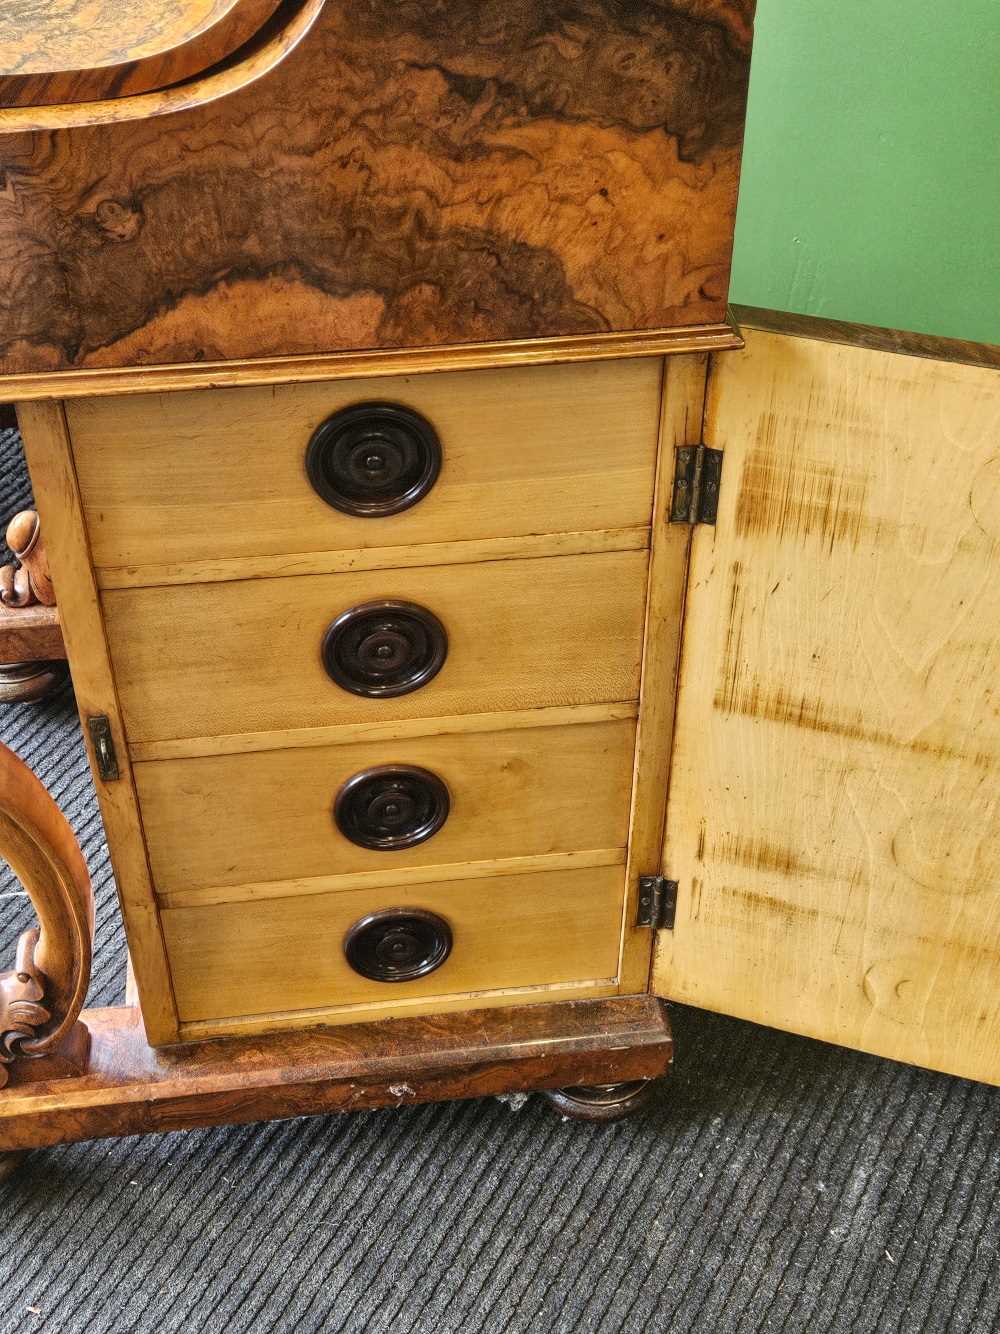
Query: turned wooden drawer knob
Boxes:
[
  {"xmin": 334, "ymin": 764, "xmax": 450, "ymax": 851},
  {"xmin": 343, "ymin": 908, "xmax": 453, "ymax": 983},
  {"xmin": 305, "ymin": 402, "xmax": 442, "ymax": 516},
  {"xmin": 322, "ymin": 600, "xmax": 447, "ymax": 698}
]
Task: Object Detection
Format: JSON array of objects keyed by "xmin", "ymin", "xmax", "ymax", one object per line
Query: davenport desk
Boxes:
[{"xmin": 0, "ymin": 1, "xmax": 997, "ymax": 1165}]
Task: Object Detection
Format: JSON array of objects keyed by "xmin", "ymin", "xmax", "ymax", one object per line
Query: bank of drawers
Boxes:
[{"xmin": 70, "ymin": 357, "xmax": 661, "ymax": 1028}]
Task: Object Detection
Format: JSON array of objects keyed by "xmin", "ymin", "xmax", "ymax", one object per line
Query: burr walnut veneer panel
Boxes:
[
  {"xmin": 0, "ymin": 0, "xmax": 284, "ymax": 108},
  {"xmin": 0, "ymin": 0, "xmax": 244, "ymax": 75},
  {"xmin": 0, "ymin": 0, "xmax": 754, "ymax": 377}
]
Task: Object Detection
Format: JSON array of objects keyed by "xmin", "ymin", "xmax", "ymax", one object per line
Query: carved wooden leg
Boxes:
[
  {"xmin": 0, "ymin": 740, "xmax": 94, "ymax": 1093},
  {"xmin": 540, "ymin": 1079, "xmax": 660, "ymax": 1122}
]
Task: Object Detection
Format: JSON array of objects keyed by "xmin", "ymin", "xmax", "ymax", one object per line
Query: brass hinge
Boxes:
[
  {"xmin": 87, "ymin": 715, "xmax": 120, "ymax": 782},
  {"xmin": 635, "ymin": 875, "xmax": 678, "ymax": 931},
  {"xmin": 669, "ymin": 444, "xmax": 723, "ymax": 525}
]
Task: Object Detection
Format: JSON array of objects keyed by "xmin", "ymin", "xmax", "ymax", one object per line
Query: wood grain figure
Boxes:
[
  {"xmin": 1, "ymin": 0, "xmax": 241, "ymax": 73},
  {"xmin": 0, "ymin": 0, "xmax": 755, "ymax": 377},
  {"xmin": 0, "ymin": 0, "xmax": 284, "ymax": 108},
  {"xmin": 68, "ymin": 357, "xmax": 661, "ymax": 577},
  {"xmin": 161, "ymin": 863, "xmax": 625, "ymax": 1025},
  {"xmin": 0, "ymin": 605, "xmax": 66, "ymax": 666},
  {"xmin": 0, "ymin": 0, "xmax": 327, "ymax": 135}
]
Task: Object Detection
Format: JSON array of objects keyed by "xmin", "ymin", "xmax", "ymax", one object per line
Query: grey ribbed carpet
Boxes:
[{"xmin": 1, "ymin": 424, "xmax": 998, "ymax": 1334}]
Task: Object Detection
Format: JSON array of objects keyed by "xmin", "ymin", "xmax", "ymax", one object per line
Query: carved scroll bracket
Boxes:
[
  {"xmin": 0, "ymin": 928, "xmax": 51, "ymax": 1085},
  {"xmin": 0, "ymin": 509, "xmax": 68, "ymax": 699},
  {"xmin": 0, "ymin": 742, "xmax": 94, "ymax": 1088},
  {"xmin": 0, "ymin": 511, "xmax": 55, "ymax": 610}
]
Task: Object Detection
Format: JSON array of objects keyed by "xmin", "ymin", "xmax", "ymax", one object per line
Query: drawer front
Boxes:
[
  {"xmin": 105, "ymin": 549, "xmax": 648, "ymax": 745},
  {"xmin": 136, "ymin": 718, "xmax": 636, "ymax": 894},
  {"xmin": 161, "ymin": 865, "xmax": 624, "ymax": 1023},
  {"xmin": 68, "ymin": 359, "xmax": 661, "ymax": 578}
]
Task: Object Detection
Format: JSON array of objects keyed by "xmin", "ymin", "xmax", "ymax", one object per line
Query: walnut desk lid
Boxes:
[
  {"xmin": 0, "ymin": 1, "xmax": 754, "ymax": 396},
  {"xmin": 0, "ymin": 0, "xmax": 322, "ymax": 126},
  {"xmin": 3, "ymin": 0, "xmax": 252, "ymax": 74}
]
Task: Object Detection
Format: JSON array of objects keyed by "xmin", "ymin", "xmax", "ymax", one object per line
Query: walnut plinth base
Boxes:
[{"xmin": 0, "ymin": 996, "xmax": 673, "ymax": 1153}]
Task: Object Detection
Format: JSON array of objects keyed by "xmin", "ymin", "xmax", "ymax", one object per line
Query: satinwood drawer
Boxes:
[
  {"xmin": 67, "ymin": 358, "xmax": 662, "ymax": 584},
  {"xmin": 160, "ymin": 864, "xmax": 624, "ymax": 1024},
  {"xmin": 137, "ymin": 717, "xmax": 636, "ymax": 896},
  {"xmin": 104, "ymin": 548, "xmax": 648, "ymax": 746}
]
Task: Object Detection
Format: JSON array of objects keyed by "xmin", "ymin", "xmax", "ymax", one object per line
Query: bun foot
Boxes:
[
  {"xmin": 0, "ymin": 1152, "xmax": 27, "ymax": 1182},
  {"xmin": 540, "ymin": 1078, "xmax": 658, "ymax": 1123},
  {"xmin": 0, "ymin": 661, "xmax": 69, "ymax": 704}
]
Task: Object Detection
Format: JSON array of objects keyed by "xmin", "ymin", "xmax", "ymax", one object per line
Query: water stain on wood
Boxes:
[
  {"xmin": 716, "ymin": 557, "xmax": 746, "ymax": 713},
  {"xmin": 713, "ymin": 885, "xmax": 1000, "ymax": 964},
  {"xmin": 734, "ymin": 430, "xmax": 873, "ymax": 549},
  {"xmin": 713, "ymin": 832, "xmax": 820, "ymax": 880},
  {"xmin": 714, "ymin": 679, "xmax": 995, "ymax": 770},
  {"xmin": 714, "ymin": 559, "xmax": 993, "ymax": 767},
  {"xmin": 715, "ymin": 885, "xmax": 824, "ymax": 929}
]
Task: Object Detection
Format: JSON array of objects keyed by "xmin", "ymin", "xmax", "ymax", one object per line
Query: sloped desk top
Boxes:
[
  {"xmin": 0, "ymin": 0, "xmax": 322, "ymax": 125},
  {"xmin": 0, "ymin": 1, "xmax": 754, "ymax": 393},
  {"xmin": 2, "ymin": 0, "xmax": 253, "ymax": 74}
]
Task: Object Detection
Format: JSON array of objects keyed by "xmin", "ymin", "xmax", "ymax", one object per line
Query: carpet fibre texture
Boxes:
[{"xmin": 1, "ymin": 425, "xmax": 998, "ymax": 1334}]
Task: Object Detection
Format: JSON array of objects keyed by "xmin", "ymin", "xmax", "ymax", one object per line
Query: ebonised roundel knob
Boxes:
[
  {"xmin": 305, "ymin": 402, "xmax": 442, "ymax": 517},
  {"xmin": 343, "ymin": 908, "xmax": 453, "ymax": 983},
  {"xmin": 321, "ymin": 600, "xmax": 447, "ymax": 698},
  {"xmin": 334, "ymin": 764, "xmax": 450, "ymax": 851}
]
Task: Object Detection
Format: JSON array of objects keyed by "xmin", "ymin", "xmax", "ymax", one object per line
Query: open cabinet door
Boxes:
[{"xmin": 653, "ymin": 315, "xmax": 1000, "ymax": 1084}]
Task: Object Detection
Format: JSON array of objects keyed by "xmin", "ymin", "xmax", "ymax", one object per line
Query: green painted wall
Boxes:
[{"xmin": 730, "ymin": 0, "xmax": 1000, "ymax": 344}]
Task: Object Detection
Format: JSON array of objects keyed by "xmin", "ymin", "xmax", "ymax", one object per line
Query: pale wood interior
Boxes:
[
  {"xmin": 618, "ymin": 354, "xmax": 705, "ymax": 992},
  {"xmin": 654, "ymin": 328, "xmax": 1000, "ymax": 1086},
  {"xmin": 68, "ymin": 358, "xmax": 661, "ymax": 578},
  {"xmin": 102, "ymin": 549, "xmax": 650, "ymax": 743},
  {"xmin": 162, "ymin": 864, "xmax": 625, "ymax": 1024},
  {"xmin": 135, "ymin": 717, "xmax": 637, "ymax": 894}
]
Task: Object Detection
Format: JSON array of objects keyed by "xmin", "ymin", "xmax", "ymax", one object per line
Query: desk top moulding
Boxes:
[{"xmin": 0, "ymin": 0, "xmax": 754, "ymax": 398}]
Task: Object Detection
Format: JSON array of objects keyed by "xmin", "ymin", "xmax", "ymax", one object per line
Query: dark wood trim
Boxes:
[
  {"xmin": 0, "ymin": 404, "xmax": 16, "ymax": 430},
  {"xmin": 0, "ymin": 995, "xmax": 673, "ymax": 1151},
  {"xmin": 731, "ymin": 305, "xmax": 1000, "ymax": 372}
]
